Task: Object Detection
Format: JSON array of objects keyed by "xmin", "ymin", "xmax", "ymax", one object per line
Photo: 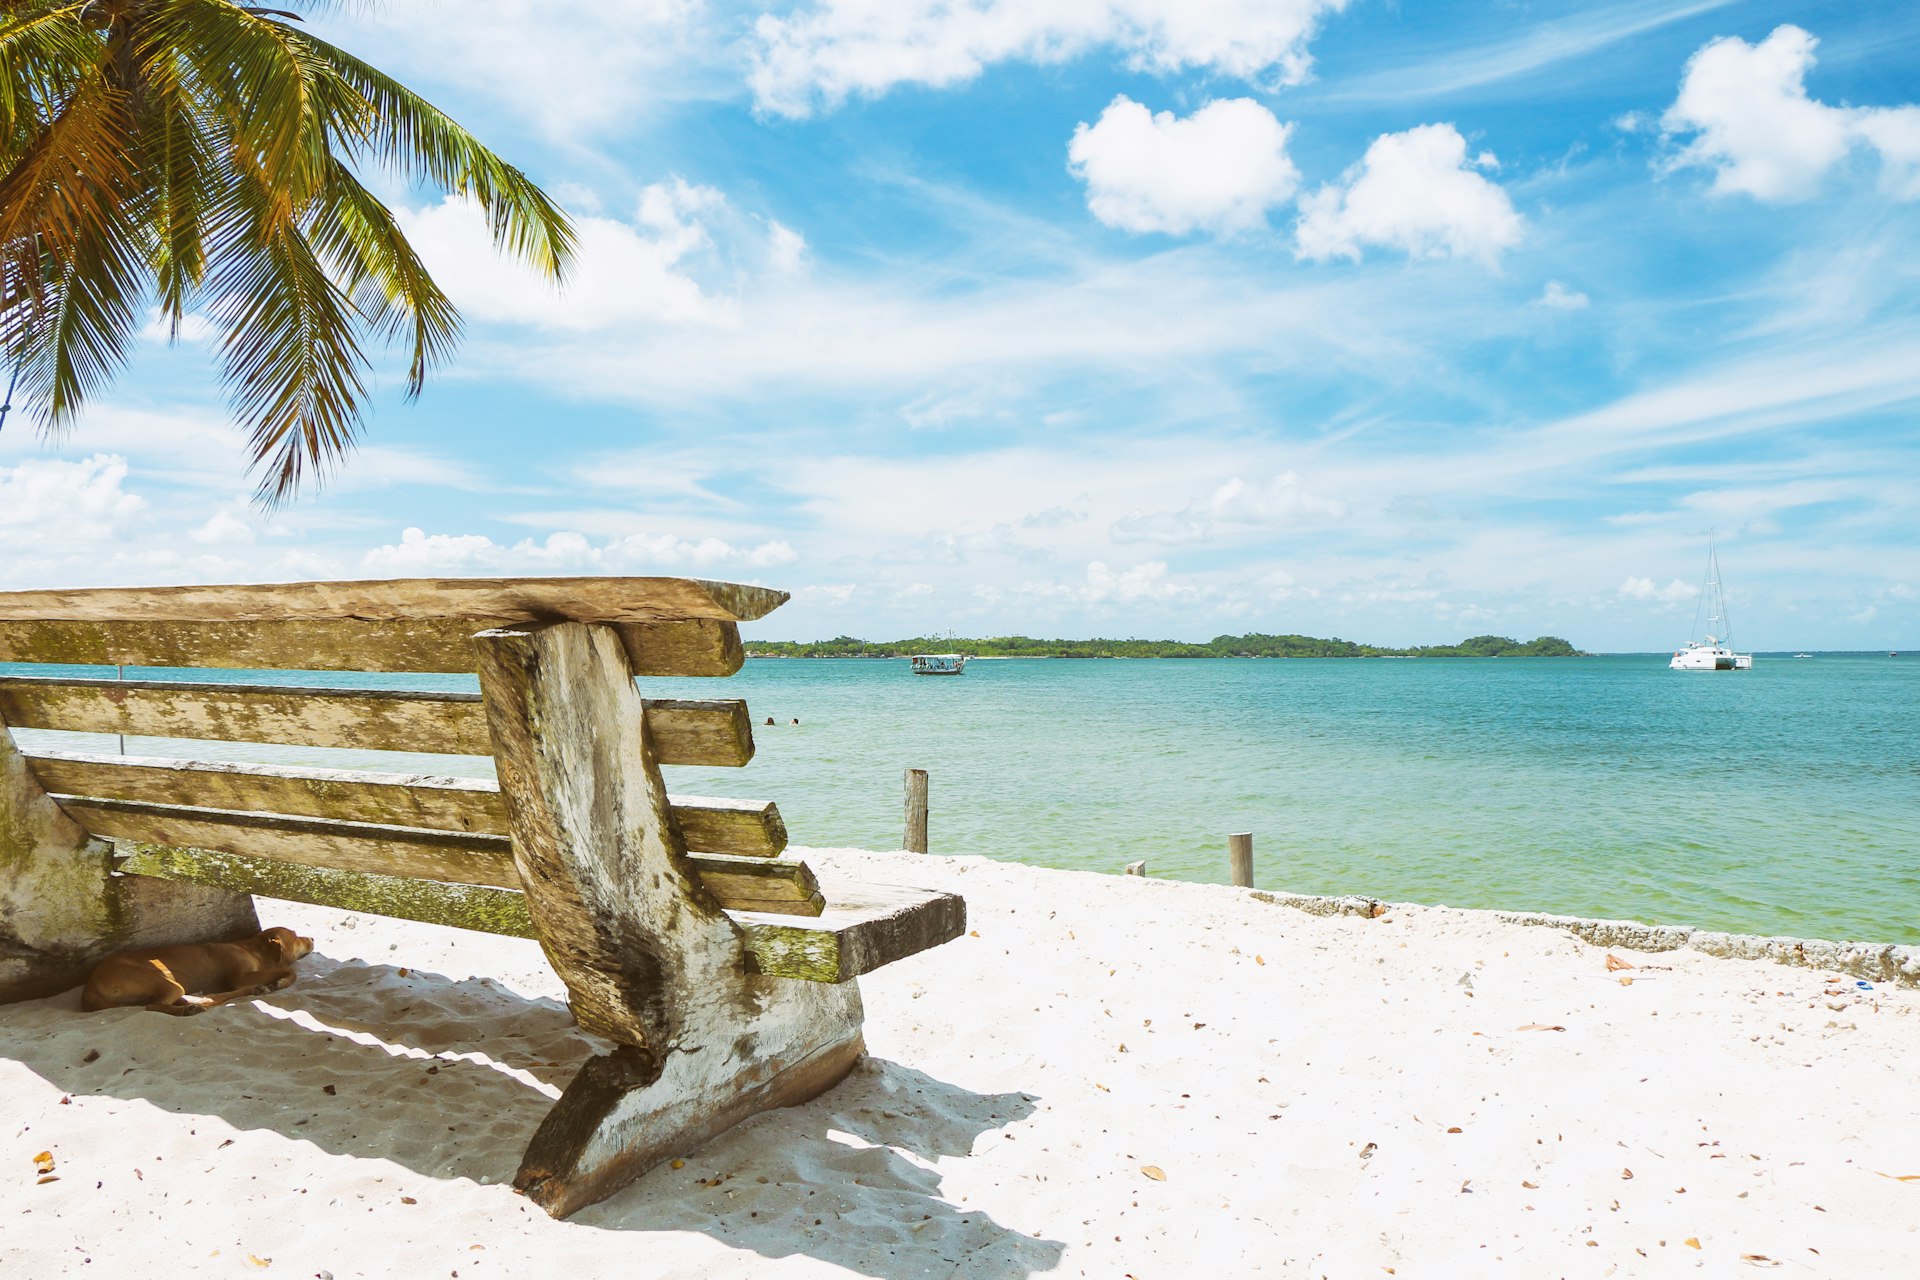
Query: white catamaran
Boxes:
[{"xmin": 1670, "ymin": 539, "xmax": 1753, "ymax": 671}]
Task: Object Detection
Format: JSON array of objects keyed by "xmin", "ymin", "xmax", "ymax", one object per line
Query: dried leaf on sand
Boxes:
[{"xmin": 1140, "ymin": 1165, "xmax": 1167, "ymax": 1181}]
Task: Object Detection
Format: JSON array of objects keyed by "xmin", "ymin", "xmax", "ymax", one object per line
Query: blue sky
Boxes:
[{"xmin": 2, "ymin": 0, "xmax": 1917, "ymax": 650}]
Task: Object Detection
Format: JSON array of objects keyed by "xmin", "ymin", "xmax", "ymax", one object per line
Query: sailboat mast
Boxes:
[{"xmin": 1706, "ymin": 545, "xmax": 1724, "ymax": 644}]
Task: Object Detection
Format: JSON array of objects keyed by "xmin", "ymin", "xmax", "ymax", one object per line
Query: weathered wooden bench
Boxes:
[{"xmin": 0, "ymin": 576, "xmax": 964, "ymax": 1216}]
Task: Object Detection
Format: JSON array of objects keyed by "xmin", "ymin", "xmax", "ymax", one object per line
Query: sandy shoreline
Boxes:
[{"xmin": 5, "ymin": 848, "xmax": 1917, "ymax": 1277}]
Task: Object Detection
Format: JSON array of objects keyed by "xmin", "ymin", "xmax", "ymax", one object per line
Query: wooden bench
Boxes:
[{"xmin": 0, "ymin": 576, "xmax": 964, "ymax": 1216}]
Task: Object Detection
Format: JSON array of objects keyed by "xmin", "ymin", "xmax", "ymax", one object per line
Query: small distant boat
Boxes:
[
  {"xmin": 1793, "ymin": 652, "xmax": 1812, "ymax": 659},
  {"xmin": 1670, "ymin": 537, "xmax": 1752, "ymax": 671},
  {"xmin": 910, "ymin": 653, "xmax": 967, "ymax": 676}
]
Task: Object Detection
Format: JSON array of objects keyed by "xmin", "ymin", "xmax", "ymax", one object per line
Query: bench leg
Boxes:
[
  {"xmin": 1, "ymin": 723, "xmax": 257, "ymax": 1004},
  {"xmin": 473, "ymin": 620, "xmax": 869, "ymax": 1217},
  {"xmin": 518, "ymin": 983, "xmax": 864, "ymax": 1217}
]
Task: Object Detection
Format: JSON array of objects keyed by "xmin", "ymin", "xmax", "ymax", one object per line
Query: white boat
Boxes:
[
  {"xmin": 910, "ymin": 652, "xmax": 967, "ymax": 676},
  {"xmin": 1670, "ymin": 538, "xmax": 1752, "ymax": 671}
]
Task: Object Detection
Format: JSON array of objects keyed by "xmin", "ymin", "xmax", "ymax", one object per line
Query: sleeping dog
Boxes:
[{"xmin": 81, "ymin": 927, "xmax": 315, "ymax": 1015}]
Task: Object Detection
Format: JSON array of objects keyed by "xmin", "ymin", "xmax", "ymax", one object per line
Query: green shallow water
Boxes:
[{"xmin": 9, "ymin": 654, "xmax": 1917, "ymax": 944}]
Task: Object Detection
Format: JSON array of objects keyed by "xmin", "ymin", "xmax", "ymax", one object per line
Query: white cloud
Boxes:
[
  {"xmin": 1077, "ymin": 560, "xmax": 1190, "ymax": 604},
  {"xmin": 767, "ymin": 220, "xmax": 808, "ymax": 273},
  {"xmin": 1662, "ymin": 25, "xmax": 1920, "ymax": 202},
  {"xmin": 1853, "ymin": 106, "xmax": 1920, "ymax": 201},
  {"xmin": 1110, "ymin": 471, "xmax": 1347, "ymax": 544},
  {"xmin": 323, "ymin": 0, "xmax": 712, "ymax": 138},
  {"xmin": 395, "ymin": 180, "xmax": 736, "ymax": 332},
  {"xmin": 795, "ymin": 582, "xmax": 858, "ymax": 607},
  {"xmin": 1295, "ymin": 124, "xmax": 1523, "ymax": 264},
  {"xmin": 0, "ymin": 455, "xmax": 146, "ymax": 541},
  {"xmin": 1849, "ymin": 604, "xmax": 1878, "ymax": 625},
  {"xmin": 1537, "ymin": 281, "xmax": 1590, "ymax": 310},
  {"xmin": 360, "ymin": 526, "xmax": 798, "ymax": 575},
  {"xmin": 189, "ymin": 510, "xmax": 256, "ymax": 546},
  {"xmin": 1068, "ymin": 97, "xmax": 1300, "ymax": 236},
  {"xmin": 1617, "ymin": 576, "xmax": 1696, "ymax": 604},
  {"xmin": 749, "ymin": 0, "xmax": 1350, "ymax": 118}
]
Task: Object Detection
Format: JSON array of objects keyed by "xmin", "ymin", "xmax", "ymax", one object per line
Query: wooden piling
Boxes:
[
  {"xmin": 904, "ymin": 768, "xmax": 929, "ymax": 853},
  {"xmin": 1229, "ymin": 832, "xmax": 1253, "ymax": 888},
  {"xmin": 1124, "ymin": 860, "xmax": 1147, "ymax": 877}
]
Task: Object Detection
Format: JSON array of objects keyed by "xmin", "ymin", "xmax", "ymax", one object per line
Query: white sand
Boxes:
[{"xmin": 4, "ymin": 849, "xmax": 1916, "ymax": 1278}]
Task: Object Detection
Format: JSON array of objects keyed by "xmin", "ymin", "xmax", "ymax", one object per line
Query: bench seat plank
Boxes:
[
  {"xmin": 0, "ymin": 576, "xmax": 788, "ymax": 624},
  {"xmin": 112, "ymin": 844, "xmax": 965, "ymax": 982},
  {"xmin": 0, "ymin": 678, "xmax": 754, "ymax": 766},
  {"xmin": 21, "ymin": 752, "xmax": 788, "ymax": 856},
  {"xmin": 0, "ymin": 617, "xmax": 745, "ymax": 677},
  {"xmin": 55, "ymin": 797, "xmax": 822, "ymax": 914}
]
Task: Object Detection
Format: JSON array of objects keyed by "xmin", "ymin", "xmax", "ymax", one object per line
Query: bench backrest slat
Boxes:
[
  {"xmin": 112, "ymin": 844, "xmax": 929, "ymax": 982},
  {"xmin": 0, "ymin": 676, "xmax": 492, "ymax": 755},
  {"xmin": 0, "ymin": 678, "xmax": 755, "ymax": 767},
  {"xmin": 65, "ymin": 796, "xmax": 517, "ymax": 886},
  {"xmin": 69, "ymin": 796, "xmax": 823, "ymax": 911},
  {"xmin": 0, "ymin": 617, "xmax": 745, "ymax": 677},
  {"xmin": 22, "ymin": 751, "xmax": 788, "ymax": 856}
]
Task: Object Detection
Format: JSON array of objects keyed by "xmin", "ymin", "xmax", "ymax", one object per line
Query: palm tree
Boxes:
[{"xmin": 0, "ymin": 1, "xmax": 574, "ymax": 501}]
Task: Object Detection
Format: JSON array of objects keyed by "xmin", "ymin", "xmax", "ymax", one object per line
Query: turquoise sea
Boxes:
[{"xmin": 8, "ymin": 654, "xmax": 1917, "ymax": 945}]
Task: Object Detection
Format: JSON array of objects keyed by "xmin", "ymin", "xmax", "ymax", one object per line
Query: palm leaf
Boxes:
[
  {"xmin": 308, "ymin": 154, "xmax": 458, "ymax": 396},
  {"xmin": 204, "ymin": 171, "xmax": 367, "ymax": 502},
  {"xmin": 158, "ymin": 0, "xmax": 336, "ymax": 226},
  {"xmin": 0, "ymin": 7, "xmax": 98, "ymax": 142},
  {"xmin": 16, "ymin": 192, "xmax": 149, "ymax": 431},
  {"xmin": 0, "ymin": 0, "xmax": 577, "ymax": 499},
  {"xmin": 294, "ymin": 29, "xmax": 574, "ymax": 279}
]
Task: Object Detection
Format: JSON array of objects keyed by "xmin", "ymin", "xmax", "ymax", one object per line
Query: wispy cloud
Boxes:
[{"xmin": 1312, "ymin": 0, "xmax": 1739, "ymax": 103}]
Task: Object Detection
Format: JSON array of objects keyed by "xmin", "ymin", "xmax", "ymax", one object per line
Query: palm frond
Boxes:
[
  {"xmin": 308, "ymin": 154, "xmax": 458, "ymax": 396},
  {"xmin": 159, "ymin": 0, "xmax": 336, "ymax": 225},
  {"xmin": 1, "ymin": 0, "xmax": 576, "ymax": 500},
  {"xmin": 294, "ymin": 29, "xmax": 574, "ymax": 280},
  {"xmin": 204, "ymin": 174, "xmax": 367, "ymax": 504},
  {"xmin": 0, "ymin": 65, "xmax": 132, "ymax": 254},
  {"xmin": 130, "ymin": 44, "xmax": 219, "ymax": 334},
  {"xmin": 0, "ymin": 7, "xmax": 98, "ymax": 142},
  {"xmin": 15, "ymin": 193, "xmax": 149, "ymax": 431}
]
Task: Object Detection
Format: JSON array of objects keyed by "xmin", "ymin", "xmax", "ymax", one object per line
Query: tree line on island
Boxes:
[{"xmin": 747, "ymin": 633, "xmax": 1585, "ymax": 659}]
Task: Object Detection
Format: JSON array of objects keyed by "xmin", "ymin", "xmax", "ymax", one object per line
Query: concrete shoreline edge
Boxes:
[{"xmin": 1248, "ymin": 888, "xmax": 1920, "ymax": 988}]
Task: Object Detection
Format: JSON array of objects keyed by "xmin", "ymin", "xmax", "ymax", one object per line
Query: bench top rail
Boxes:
[
  {"xmin": 0, "ymin": 616, "xmax": 745, "ymax": 676},
  {"xmin": 0, "ymin": 576, "xmax": 788, "ymax": 624}
]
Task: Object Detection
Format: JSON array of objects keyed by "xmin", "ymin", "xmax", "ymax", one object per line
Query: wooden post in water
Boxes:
[
  {"xmin": 904, "ymin": 768, "xmax": 929, "ymax": 853},
  {"xmin": 1229, "ymin": 832, "xmax": 1254, "ymax": 888}
]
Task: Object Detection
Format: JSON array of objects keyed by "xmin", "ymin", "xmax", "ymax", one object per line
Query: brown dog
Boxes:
[{"xmin": 80, "ymin": 927, "xmax": 315, "ymax": 1015}]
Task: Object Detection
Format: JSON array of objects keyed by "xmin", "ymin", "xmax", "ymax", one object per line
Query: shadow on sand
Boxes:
[{"xmin": 1, "ymin": 948, "xmax": 1063, "ymax": 1279}]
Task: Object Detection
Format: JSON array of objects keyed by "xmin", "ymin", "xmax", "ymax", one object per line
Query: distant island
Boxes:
[{"xmin": 746, "ymin": 633, "xmax": 1585, "ymax": 659}]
